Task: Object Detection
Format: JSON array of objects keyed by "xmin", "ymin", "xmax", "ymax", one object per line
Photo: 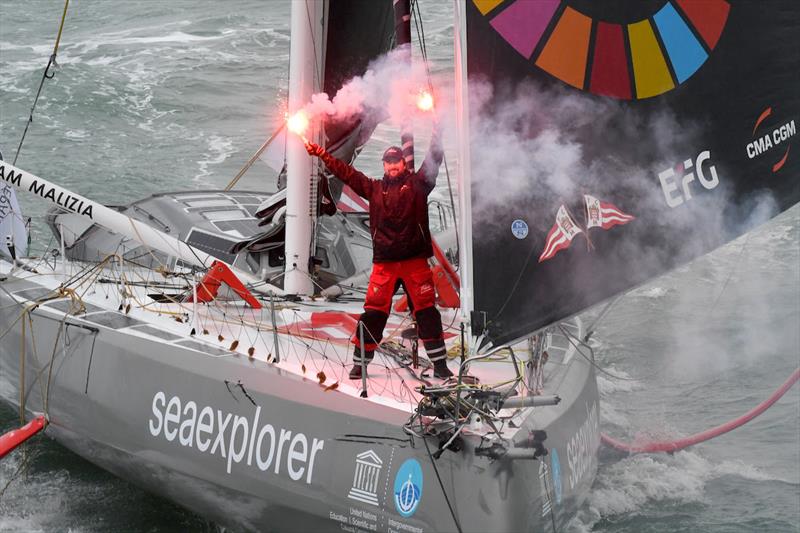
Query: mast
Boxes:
[
  {"xmin": 284, "ymin": 0, "xmax": 325, "ymax": 296},
  {"xmin": 454, "ymin": 0, "xmax": 475, "ymax": 339}
]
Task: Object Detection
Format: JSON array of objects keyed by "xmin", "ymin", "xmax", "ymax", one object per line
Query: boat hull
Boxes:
[{"xmin": 0, "ymin": 276, "xmax": 599, "ymax": 532}]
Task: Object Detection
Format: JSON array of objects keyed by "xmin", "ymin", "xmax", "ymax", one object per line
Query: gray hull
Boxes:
[{"xmin": 0, "ymin": 273, "xmax": 599, "ymax": 532}]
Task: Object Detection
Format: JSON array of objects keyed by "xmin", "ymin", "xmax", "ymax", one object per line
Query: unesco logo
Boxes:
[{"xmin": 393, "ymin": 458, "xmax": 423, "ymax": 518}]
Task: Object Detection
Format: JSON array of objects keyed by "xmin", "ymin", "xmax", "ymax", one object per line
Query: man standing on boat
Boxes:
[{"xmin": 305, "ymin": 128, "xmax": 453, "ymax": 379}]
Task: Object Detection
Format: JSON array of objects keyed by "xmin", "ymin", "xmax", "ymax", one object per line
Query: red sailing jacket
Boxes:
[{"xmin": 320, "ymin": 140, "xmax": 443, "ymax": 263}]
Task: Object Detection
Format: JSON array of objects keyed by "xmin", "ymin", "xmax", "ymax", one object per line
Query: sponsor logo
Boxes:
[
  {"xmin": 538, "ymin": 195, "xmax": 634, "ymax": 263},
  {"xmin": 538, "ymin": 459, "xmax": 552, "ymax": 517},
  {"xmin": 657, "ymin": 150, "xmax": 720, "ymax": 208},
  {"xmin": 393, "ymin": 459, "xmax": 423, "ymax": 518},
  {"xmin": 0, "ymin": 164, "xmax": 23, "ymax": 188},
  {"xmin": 474, "ymin": 0, "xmax": 729, "ymax": 100},
  {"xmin": 0, "ymin": 184, "xmax": 14, "ymax": 223},
  {"xmin": 0, "ymin": 164, "xmax": 94, "ymax": 219},
  {"xmin": 746, "ymin": 107, "xmax": 795, "ymax": 173},
  {"xmin": 551, "ymin": 448, "xmax": 563, "ymax": 505},
  {"xmin": 567, "ymin": 401, "xmax": 600, "ymax": 490},
  {"xmin": 148, "ymin": 391, "xmax": 325, "ymax": 483},
  {"xmin": 348, "ymin": 449, "xmax": 384, "ymax": 506},
  {"xmin": 511, "ymin": 219, "xmax": 529, "ymax": 239}
]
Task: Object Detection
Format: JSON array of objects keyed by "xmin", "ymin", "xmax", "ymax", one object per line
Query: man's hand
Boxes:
[{"xmin": 305, "ymin": 141, "xmax": 325, "ymax": 158}]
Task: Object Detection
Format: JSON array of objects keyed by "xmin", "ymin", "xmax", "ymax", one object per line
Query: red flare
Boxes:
[
  {"xmin": 286, "ymin": 110, "xmax": 309, "ymax": 139},
  {"xmin": 416, "ymin": 90, "xmax": 434, "ymax": 112}
]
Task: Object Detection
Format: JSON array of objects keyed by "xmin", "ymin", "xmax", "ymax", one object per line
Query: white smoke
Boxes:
[
  {"xmin": 466, "ymin": 78, "xmax": 780, "ymax": 291},
  {"xmin": 299, "ymin": 47, "xmax": 443, "ymax": 130}
]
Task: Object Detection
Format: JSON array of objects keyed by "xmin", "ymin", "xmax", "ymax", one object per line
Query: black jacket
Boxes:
[{"xmin": 320, "ymin": 138, "xmax": 443, "ymax": 263}]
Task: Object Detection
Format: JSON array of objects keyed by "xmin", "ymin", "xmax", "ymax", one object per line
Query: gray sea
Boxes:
[{"xmin": 1, "ymin": 2, "xmax": 798, "ymax": 532}]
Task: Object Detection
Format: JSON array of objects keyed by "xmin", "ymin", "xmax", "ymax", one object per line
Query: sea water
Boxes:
[{"xmin": 1, "ymin": 2, "xmax": 798, "ymax": 531}]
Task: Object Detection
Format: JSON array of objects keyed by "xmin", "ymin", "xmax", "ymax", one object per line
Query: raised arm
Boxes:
[
  {"xmin": 416, "ymin": 121, "xmax": 444, "ymax": 195},
  {"xmin": 306, "ymin": 142, "xmax": 373, "ymax": 199}
]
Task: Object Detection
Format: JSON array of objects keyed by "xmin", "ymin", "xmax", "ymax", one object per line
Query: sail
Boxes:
[
  {"xmin": 323, "ymin": 0, "xmax": 395, "ymax": 211},
  {"xmin": 0, "ymin": 151, "xmax": 28, "ymax": 259},
  {"xmin": 464, "ymin": 0, "xmax": 799, "ymax": 346},
  {"xmin": 260, "ymin": 1, "xmax": 394, "ymax": 205},
  {"xmin": 248, "ymin": 1, "xmax": 394, "ymax": 256}
]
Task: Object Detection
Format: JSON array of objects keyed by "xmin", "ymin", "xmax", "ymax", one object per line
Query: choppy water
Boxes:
[{"xmin": 1, "ymin": 2, "xmax": 798, "ymax": 532}]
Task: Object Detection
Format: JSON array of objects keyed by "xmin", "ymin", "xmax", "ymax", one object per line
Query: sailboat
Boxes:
[{"xmin": 1, "ymin": 1, "xmax": 797, "ymax": 532}]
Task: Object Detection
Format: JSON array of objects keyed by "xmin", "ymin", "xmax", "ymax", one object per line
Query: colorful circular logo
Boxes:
[
  {"xmin": 551, "ymin": 449, "xmax": 562, "ymax": 504},
  {"xmin": 393, "ymin": 459, "xmax": 423, "ymax": 518},
  {"xmin": 474, "ymin": 0, "xmax": 730, "ymax": 100},
  {"xmin": 511, "ymin": 219, "xmax": 529, "ymax": 239}
]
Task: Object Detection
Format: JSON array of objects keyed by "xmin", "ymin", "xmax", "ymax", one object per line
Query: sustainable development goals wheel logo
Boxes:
[{"xmin": 473, "ymin": 0, "xmax": 730, "ymax": 99}]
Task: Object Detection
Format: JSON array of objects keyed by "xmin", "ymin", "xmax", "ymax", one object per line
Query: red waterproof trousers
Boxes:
[
  {"xmin": 364, "ymin": 258, "xmax": 435, "ymax": 314},
  {"xmin": 352, "ymin": 258, "xmax": 446, "ymax": 363}
]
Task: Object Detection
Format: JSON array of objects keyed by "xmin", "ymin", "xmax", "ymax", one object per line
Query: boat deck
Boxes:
[{"xmin": 1, "ymin": 258, "xmax": 580, "ymax": 418}]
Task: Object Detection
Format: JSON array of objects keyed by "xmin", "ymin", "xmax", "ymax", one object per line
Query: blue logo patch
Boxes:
[
  {"xmin": 393, "ymin": 459, "xmax": 423, "ymax": 518},
  {"xmin": 511, "ymin": 219, "xmax": 528, "ymax": 239},
  {"xmin": 551, "ymin": 449, "xmax": 562, "ymax": 504}
]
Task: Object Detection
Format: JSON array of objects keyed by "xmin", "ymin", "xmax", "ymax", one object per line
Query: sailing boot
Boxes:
[
  {"xmin": 349, "ymin": 347, "xmax": 374, "ymax": 379},
  {"xmin": 433, "ymin": 359, "xmax": 454, "ymax": 379},
  {"xmin": 424, "ymin": 338, "xmax": 453, "ymax": 378},
  {"xmin": 349, "ymin": 310, "xmax": 387, "ymax": 379},
  {"xmin": 416, "ymin": 307, "xmax": 453, "ymax": 379}
]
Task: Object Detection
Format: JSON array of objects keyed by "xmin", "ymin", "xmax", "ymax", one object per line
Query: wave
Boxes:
[
  {"xmin": 567, "ymin": 449, "xmax": 794, "ymax": 532},
  {"xmin": 194, "ymin": 135, "xmax": 235, "ymax": 185}
]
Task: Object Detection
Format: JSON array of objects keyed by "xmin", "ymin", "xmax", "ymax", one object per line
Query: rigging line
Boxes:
[
  {"xmin": 558, "ymin": 324, "xmax": 665, "ymax": 382},
  {"xmin": 706, "ymin": 231, "xmax": 752, "ymax": 314},
  {"xmin": 410, "ymin": 0, "xmax": 460, "ymax": 265},
  {"xmin": 303, "ymin": 0, "xmax": 324, "ymax": 94},
  {"xmin": 43, "ymin": 318, "xmax": 66, "ymax": 416},
  {"xmin": 491, "ymin": 232, "xmax": 541, "ymax": 320},
  {"xmin": 0, "ymin": 440, "xmax": 40, "ymax": 500},
  {"xmin": 420, "ymin": 418, "xmax": 464, "ymax": 533},
  {"xmin": 583, "ymin": 293, "xmax": 625, "ymax": 342},
  {"xmin": 225, "ymin": 122, "xmax": 287, "ymax": 191},
  {"xmin": 410, "ymin": 1, "xmax": 429, "ymax": 67},
  {"xmin": 13, "ymin": 0, "xmax": 70, "ymax": 165}
]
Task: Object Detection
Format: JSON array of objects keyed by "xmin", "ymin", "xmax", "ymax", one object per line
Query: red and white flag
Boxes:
[
  {"xmin": 584, "ymin": 194, "xmax": 634, "ymax": 230},
  {"xmin": 336, "ymin": 185, "xmax": 369, "ymax": 213},
  {"xmin": 538, "ymin": 205, "xmax": 584, "ymax": 263}
]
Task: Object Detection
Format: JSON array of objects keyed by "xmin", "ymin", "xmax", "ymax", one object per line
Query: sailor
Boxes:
[{"xmin": 305, "ymin": 129, "xmax": 453, "ymax": 379}]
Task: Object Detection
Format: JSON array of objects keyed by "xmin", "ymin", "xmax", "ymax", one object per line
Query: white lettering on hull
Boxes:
[
  {"xmin": 148, "ymin": 391, "xmax": 325, "ymax": 484},
  {"xmin": 566, "ymin": 401, "xmax": 600, "ymax": 491}
]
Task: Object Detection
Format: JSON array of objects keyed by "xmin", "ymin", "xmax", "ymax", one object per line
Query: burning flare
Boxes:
[
  {"xmin": 286, "ymin": 110, "xmax": 310, "ymax": 143},
  {"xmin": 416, "ymin": 90, "xmax": 434, "ymax": 112}
]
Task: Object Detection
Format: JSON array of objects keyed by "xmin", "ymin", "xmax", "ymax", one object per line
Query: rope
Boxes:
[
  {"xmin": 602, "ymin": 367, "xmax": 800, "ymax": 454},
  {"xmin": 420, "ymin": 418, "xmax": 464, "ymax": 533},
  {"xmin": 13, "ymin": 0, "xmax": 70, "ymax": 165},
  {"xmin": 411, "ymin": 0, "xmax": 460, "ymax": 265}
]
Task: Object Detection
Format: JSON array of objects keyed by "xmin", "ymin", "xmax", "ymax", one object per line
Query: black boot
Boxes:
[
  {"xmin": 350, "ymin": 348, "xmax": 373, "ymax": 379},
  {"xmin": 433, "ymin": 360, "xmax": 453, "ymax": 379}
]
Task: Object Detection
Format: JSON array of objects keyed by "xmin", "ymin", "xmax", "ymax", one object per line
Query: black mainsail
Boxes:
[{"xmin": 464, "ymin": 0, "xmax": 799, "ymax": 346}]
